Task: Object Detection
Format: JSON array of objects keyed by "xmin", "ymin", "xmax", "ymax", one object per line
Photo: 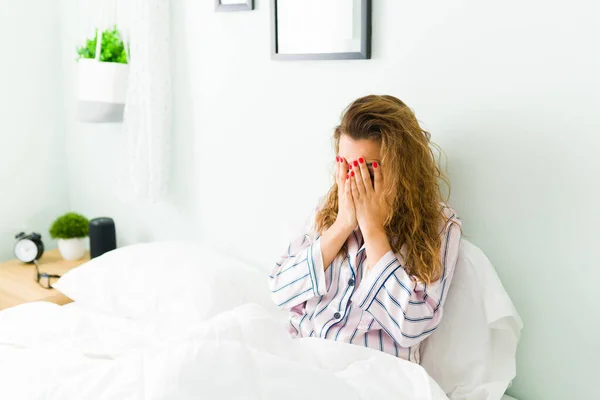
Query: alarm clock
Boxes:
[{"xmin": 14, "ymin": 232, "xmax": 45, "ymax": 263}]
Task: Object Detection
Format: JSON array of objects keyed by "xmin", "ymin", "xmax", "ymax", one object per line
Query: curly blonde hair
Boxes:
[{"xmin": 315, "ymin": 95, "xmax": 451, "ymax": 284}]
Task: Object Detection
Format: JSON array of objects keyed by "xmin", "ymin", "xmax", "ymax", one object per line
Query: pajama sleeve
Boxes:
[
  {"xmin": 352, "ymin": 215, "xmax": 462, "ymax": 347},
  {"xmin": 269, "ymin": 233, "xmax": 329, "ymax": 310}
]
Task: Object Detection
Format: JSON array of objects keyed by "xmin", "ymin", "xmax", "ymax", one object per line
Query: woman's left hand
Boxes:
[{"xmin": 349, "ymin": 158, "xmax": 388, "ymax": 237}]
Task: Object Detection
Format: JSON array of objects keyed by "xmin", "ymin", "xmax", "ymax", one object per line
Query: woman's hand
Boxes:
[
  {"xmin": 334, "ymin": 156, "xmax": 357, "ymax": 232},
  {"xmin": 349, "ymin": 157, "xmax": 392, "ymax": 270},
  {"xmin": 349, "ymin": 158, "xmax": 388, "ymax": 237},
  {"xmin": 316, "ymin": 157, "xmax": 358, "ymax": 271}
]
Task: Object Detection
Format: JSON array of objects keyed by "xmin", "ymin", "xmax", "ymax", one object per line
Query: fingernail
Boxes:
[
  {"xmin": 346, "ymin": 175, "xmax": 349, "ymax": 179},
  {"xmin": 353, "ymin": 160, "xmax": 358, "ymax": 167},
  {"xmin": 336, "ymin": 156, "xmax": 340, "ymax": 162},
  {"xmin": 359, "ymin": 158, "xmax": 364, "ymax": 164},
  {"xmin": 373, "ymin": 162, "xmax": 378, "ymax": 168},
  {"xmin": 351, "ymin": 171, "xmax": 355, "ymax": 177},
  {"xmin": 348, "ymin": 164, "xmax": 352, "ymax": 169}
]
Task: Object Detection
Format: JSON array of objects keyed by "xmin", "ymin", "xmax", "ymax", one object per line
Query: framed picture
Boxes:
[
  {"xmin": 215, "ymin": 0, "xmax": 254, "ymax": 12},
  {"xmin": 271, "ymin": 0, "xmax": 371, "ymax": 60}
]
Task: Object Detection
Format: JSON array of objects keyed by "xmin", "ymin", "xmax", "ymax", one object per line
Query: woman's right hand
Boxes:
[
  {"xmin": 310, "ymin": 156, "xmax": 358, "ymax": 272},
  {"xmin": 335, "ymin": 157, "xmax": 357, "ymax": 232}
]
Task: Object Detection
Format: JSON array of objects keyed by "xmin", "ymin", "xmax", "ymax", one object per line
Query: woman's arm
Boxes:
[
  {"xmin": 268, "ymin": 221, "xmax": 352, "ymax": 310},
  {"xmin": 269, "ymin": 157, "xmax": 357, "ymax": 310},
  {"xmin": 348, "ymin": 157, "xmax": 462, "ymax": 346},
  {"xmin": 352, "ymin": 219, "xmax": 461, "ymax": 347},
  {"xmin": 319, "ymin": 221, "xmax": 354, "ymax": 271}
]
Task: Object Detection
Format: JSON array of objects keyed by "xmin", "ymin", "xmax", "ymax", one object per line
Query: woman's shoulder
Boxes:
[{"xmin": 439, "ymin": 202, "xmax": 462, "ymax": 227}]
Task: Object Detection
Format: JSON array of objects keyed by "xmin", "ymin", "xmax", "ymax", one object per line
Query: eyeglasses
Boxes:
[{"xmin": 33, "ymin": 260, "xmax": 61, "ymax": 290}]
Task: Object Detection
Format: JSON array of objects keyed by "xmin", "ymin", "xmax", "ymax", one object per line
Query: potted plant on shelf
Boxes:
[
  {"xmin": 50, "ymin": 212, "xmax": 90, "ymax": 260},
  {"xmin": 76, "ymin": 26, "xmax": 129, "ymax": 123}
]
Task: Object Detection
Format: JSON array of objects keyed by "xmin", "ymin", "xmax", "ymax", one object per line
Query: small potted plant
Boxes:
[
  {"xmin": 50, "ymin": 212, "xmax": 90, "ymax": 260},
  {"xmin": 77, "ymin": 26, "xmax": 129, "ymax": 123}
]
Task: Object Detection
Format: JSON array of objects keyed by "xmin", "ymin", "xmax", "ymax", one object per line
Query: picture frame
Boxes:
[
  {"xmin": 271, "ymin": 0, "xmax": 372, "ymax": 61},
  {"xmin": 215, "ymin": 0, "xmax": 254, "ymax": 12}
]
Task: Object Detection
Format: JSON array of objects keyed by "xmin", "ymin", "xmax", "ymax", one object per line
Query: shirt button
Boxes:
[
  {"xmin": 334, "ymin": 312, "xmax": 341, "ymax": 319},
  {"xmin": 348, "ymin": 278, "xmax": 355, "ymax": 286}
]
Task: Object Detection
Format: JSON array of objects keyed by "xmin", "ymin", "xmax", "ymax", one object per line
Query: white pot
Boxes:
[
  {"xmin": 77, "ymin": 59, "xmax": 129, "ymax": 123},
  {"xmin": 58, "ymin": 238, "xmax": 87, "ymax": 261}
]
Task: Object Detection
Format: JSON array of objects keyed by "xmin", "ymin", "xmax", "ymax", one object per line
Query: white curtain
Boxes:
[{"xmin": 118, "ymin": 0, "xmax": 172, "ymax": 203}]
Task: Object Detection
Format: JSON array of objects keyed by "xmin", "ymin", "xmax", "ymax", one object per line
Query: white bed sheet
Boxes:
[{"xmin": 0, "ymin": 301, "xmax": 448, "ymax": 400}]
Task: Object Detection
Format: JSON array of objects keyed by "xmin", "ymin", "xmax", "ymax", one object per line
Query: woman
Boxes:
[{"xmin": 269, "ymin": 95, "xmax": 461, "ymax": 363}]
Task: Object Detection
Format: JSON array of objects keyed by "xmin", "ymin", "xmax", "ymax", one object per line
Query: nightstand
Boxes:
[{"xmin": 0, "ymin": 249, "xmax": 90, "ymax": 311}]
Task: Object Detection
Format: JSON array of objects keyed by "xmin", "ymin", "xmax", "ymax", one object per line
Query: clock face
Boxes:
[{"xmin": 14, "ymin": 239, "xmax": 38, "ymax": 262}]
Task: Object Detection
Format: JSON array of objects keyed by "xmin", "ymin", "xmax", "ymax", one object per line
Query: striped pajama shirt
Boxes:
[{"xmin": 268, "ymin": 206, "xmax": 461, "ymax": 363}]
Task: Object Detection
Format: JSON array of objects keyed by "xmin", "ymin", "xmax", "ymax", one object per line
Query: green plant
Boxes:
[
  {"xmin": 49, "ymin": 212, "xmax": 90, "ymax": 239},
  {"xmin": 76, "ymin": 26, "xmax": 128, "ymax": 64}
]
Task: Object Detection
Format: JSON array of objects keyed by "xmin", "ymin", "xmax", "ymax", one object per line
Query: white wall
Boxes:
[
  {"xmin": 62, "ymin": 0, "xmax": 600, "ymax": 399},
  {"xmin": 0, "ymin": 0, "xmax": 69, "ymax": 261},
  {"xmin": 59, "ymin": 0, "xmax": 197, "ymax": 247}
]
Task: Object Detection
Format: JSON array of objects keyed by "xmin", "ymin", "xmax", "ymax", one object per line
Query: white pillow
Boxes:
[
  {"xmin": 420, "ymin": 239, "xmax": 523, "ymax": 400},
  {"xmin": 53, "ymin": 241, "xmax": 279, "ymax": 321}
]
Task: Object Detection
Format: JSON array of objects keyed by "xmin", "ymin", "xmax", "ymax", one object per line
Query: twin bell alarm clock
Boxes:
[{"xmin": 14, "ymin": 232, "xmax": 44, "ymax": 263}]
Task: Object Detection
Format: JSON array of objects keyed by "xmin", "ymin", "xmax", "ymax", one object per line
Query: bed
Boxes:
[{"xmin": 0, "ymin": 239, "xmax": 522, "ymax": 400}]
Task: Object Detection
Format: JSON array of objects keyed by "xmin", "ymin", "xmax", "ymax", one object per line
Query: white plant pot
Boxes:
[
  {"xmin": 77, "ymin": 59, "xmax": 129, "ymax": 123},
  {"xmin": 58, "ymin": 238, "xmax": 87, "ymax": 261}
]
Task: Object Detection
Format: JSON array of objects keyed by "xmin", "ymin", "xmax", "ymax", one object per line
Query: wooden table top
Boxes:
[{"xmin": 0, "ymin": 248, "xmax": 90, "ymax": 310}]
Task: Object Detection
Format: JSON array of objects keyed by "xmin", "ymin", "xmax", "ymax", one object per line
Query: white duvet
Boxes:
[{"xmin": 0, "ymin": 301, "xmax": 447, "ymax": 400}]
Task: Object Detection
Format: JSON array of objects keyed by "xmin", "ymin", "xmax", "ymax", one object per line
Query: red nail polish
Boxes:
[
  {"xmin": 351, "ymin": 171, "xmax": 355, "ymax": 177},
  {"xmin": 348, "ymin": 164, "xmax": 352, "ymax": 169},
  {"xmin": 353, "ymin": 161, "xmax": 358, "ymax": 167},
  {"xmin": 359, "ymin": 158, "xmax": 364, "ymax": 164},
  {"xmin": 373, "ymin": 162, "xmax": 378, "ymax": 168},
  {"xmin": 346, "ymin": 175, "xmax": 349, "ymax": 179},
  {"xmin": 336, "ymin": 156, "xmax": 340, "ymax": 162}
]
